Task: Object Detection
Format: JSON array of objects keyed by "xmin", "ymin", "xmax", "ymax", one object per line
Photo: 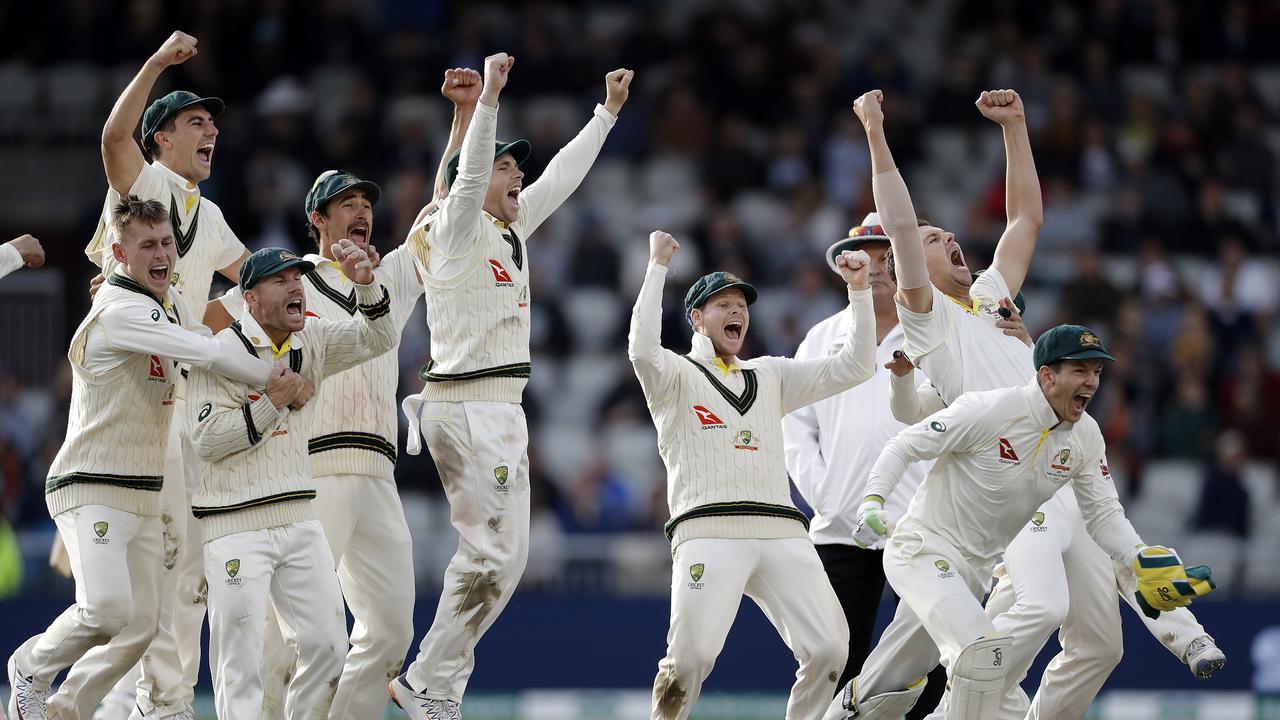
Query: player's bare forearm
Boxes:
[{"xmin": 864, "ymin": 124, "xmax": 897, "ymax": 177}]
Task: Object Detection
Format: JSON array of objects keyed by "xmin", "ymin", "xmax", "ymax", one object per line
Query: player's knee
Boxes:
[
  {"xmin": 800, "ymin": 637, "xmax": 848, "ymax": 681},
  {"xmin": 367, "ymin": 610, "xmax": 415, "ymax": 659},
  {"xmin": 1018, "ymin": 592, "xmax": 1069, "ymax": 634},
  {"xmin": 85, "ymin": 593, "xmax": 134, "ymax": 637},
  {"xmin": 1075, "ymin": 632, "xmax": 1123, "ymax": 673},
  {"xmin": 295, "ymin": 625, "xmax": 347, "ymax": 673},
  {"xmin": 669, "ymin": 646, "xmax": 719, "ymax": 678}
]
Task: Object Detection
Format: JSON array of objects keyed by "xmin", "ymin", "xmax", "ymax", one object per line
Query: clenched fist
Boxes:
[
  {"xmin": 853, "ymin": 89, "xmax": 885, "ymax": 130},
  {"xmin": 975, "ymin": 89, "xmax": 1024, "ymax": 125},
  {"xmin": 603, "ymin": 68, "xmax": 635, "ymax": 116},
  {"xmin": 331, "ymin": 238, "xmax": 374, "ymax": 285},
  {"xmin": 479, "ymin": 53, "xmax": 515, "ymax": 106},
  {"xmin": 834, "ymin": 249, "xmax": 871, "ymax": 290},
  {"xmin": 7, "ymin": 234, "xmax": 44, "ymax": 268},
  {"xmin": 150, "ymin": 31, "xmax": 198, "ymax": 68},
  {"xmin": 441, "ymin": 67, "xmax": 482, "ymax": 106},
  {"xmin": 648, "ymin": 230, "xmax": 679, "ymax": 266}
]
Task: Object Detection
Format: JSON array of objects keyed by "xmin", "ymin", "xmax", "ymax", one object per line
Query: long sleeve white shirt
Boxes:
[
  {"xmin": 866, "ymin": 378, "xmax": 1144, "ymax": 575},
  {"xmin": 0, "ymin": 243, "xmax": 23, "ymax": 280},
  {"xmin": 783, "ymin": 317, "xmax": 931, "ymax": 548}
]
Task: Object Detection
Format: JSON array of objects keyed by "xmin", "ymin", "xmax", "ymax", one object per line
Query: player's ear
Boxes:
[
  {"xmin": 690, "ymin": 308, "xmax": 702, "ymax": 331},
  {"xmin": 111, "ymin": 241, "xmax": 126, "ymax": 264},
  {"xmin": 310, "ymin": 209, "xmax": 326, "ymax": 234}
]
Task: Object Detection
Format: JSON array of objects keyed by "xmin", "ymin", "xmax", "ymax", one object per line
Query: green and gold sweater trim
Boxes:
[
  {"xmin": 308, "ymin": 431, "xmax": 396, "ymax": 463},
  {"xmin": 419, "ymin": 360, "xmax": 531, "ymax": 383},
  {"xmin": 664, "ymin": 501, "xmax": 809, "ymax": 540},
  {"xmin": 191, "ymin": 489, "xmax": 317, "ymax": 519},
  {"xmin": 46, "ymin": 472, "xmax": 164, "ymax": 494}
]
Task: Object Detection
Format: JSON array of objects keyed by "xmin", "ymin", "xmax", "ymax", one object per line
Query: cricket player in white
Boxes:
[
  {"xmin": 79, "ymin": 30, "xmax": 253, "ymax": 720},
  {"xmin": 391, "ymin": 53, "xmax": 634, "ymax": 719},
  {"xmin": 0, "ymin": 234, "xmax": 44, "ymax": 280},
  {"xmin": 633, "ymin": 230, "xmax": 877, "ymax": 720},
  {"xmin": 781, "ymin": 215, "xmax": 946, "ymax": 716},
  {"xmin": 824, "ymin": 325, "xmax": 1216, "ymax": 720},
  {"xmin": 210, "ymin": 169, "xmax": 426, "ymax": 719},
  {"xmin": 187, "ymin": 243, "xmax": 395, "ymax": 718},
  {"xmin": 6, "ymin": 198, "xmax": 271, "ymax": 720},
  {"xmin": 853, "ymin": 88, "xmax": 1222, "ymax": 719}
]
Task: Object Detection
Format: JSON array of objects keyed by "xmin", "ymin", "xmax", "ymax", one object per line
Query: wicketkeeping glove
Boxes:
[
  {"xmin": 852, "ymin": 495, "xmax": 894, "ymax": 548},
  {"xmin": 1131, "ymin": 545, "xmax": 1216, "ymax": 619}
]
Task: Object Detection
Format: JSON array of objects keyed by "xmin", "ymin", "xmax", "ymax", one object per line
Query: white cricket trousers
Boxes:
[
  {"xmin": 403, "ymin": 399, "xmax": 530, "ymax": 702},
  {"xmin": 56, "ymin": 402, "xmax": 207, "ymax": 718},
  {"xmin": 652, "ymin": 536, "xmax": 848, "ymax": 720},
  {"xmin": 832, "ymin": 523, "xmax": 1008, "ymax": 718},
  {"xmin": 980, "ymin": 487, "xmax": 1208, "ymax": 720},
  {"xmin": 204, "ymin": 519, "xmax": 346, "ymax": 720},
  {"xmin": 260, "ymin": 472, "xmax": 415, "ymax": 720},
  {"xmin": 10, "ymin": 505, "xmax": 161, "ymax": 706}
]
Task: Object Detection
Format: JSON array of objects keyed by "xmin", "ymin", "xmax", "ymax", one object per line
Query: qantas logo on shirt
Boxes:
[
  {"xmin": 148, "ymin": 355, "xmax": 166, "ymax": 380},
  {"xmin": 488, "ymin": 259, "xmax": 515, "ymax": 286},
  {"xmin": 997, "ymin": 437, "xmax": 1020, "ymax": 464},
  {"xmin": 692, "ymin": 405, "xmax": 727, "ymax": 429}
]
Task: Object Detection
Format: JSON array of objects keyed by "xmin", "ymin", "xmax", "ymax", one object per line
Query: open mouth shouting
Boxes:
[
  {"xmin": 149, "ymin": 261, "xmax": 169, "ymax": 284},
  {"xmin": 950, "ymin": 246, "xmax": 966, "ymax": 268},
  {"xmin": 285, "ymin": 297, "xmax": 304, "ymax": 320},
  {"xmin": 1072, "ymin": 392, "xmax": 1093, "ymax": 415},
  {"xmin": 347, "ymin": 221, "xmax": 370, "ymax": 245},
  {"xmin": 196, "ymin": 142, "xmax": 214, "ymax": 167},
  {"xmin": 724, "ymin": 320, "xmax": 743, "ymax": 342},
  {"xmin": 506, "ymin": 183, "xmax": 521, "ymax": 206}
]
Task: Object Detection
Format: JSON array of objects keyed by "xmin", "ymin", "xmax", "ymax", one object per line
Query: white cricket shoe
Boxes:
[
  {"xmin": 1185, "ymin": 635, "xmax": 1226, "ymax": 679},
  {"xmin": 6, "ymin": 655, "xmax": 51, "ymax": 720},
  {"xmin": 389, "ymin": 674, "xmax": 461, "ymax": 720}
]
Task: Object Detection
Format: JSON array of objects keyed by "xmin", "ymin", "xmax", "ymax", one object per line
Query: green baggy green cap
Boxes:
[
  {"xmin": 141, "ymin": 90, "xmax": 224, "ymax": 151},
  {"xmin": 683, "ymin": 271, "xmax": 758, "ymax": 326},
  {"xmin": 1034, "ymin": 324, "xmax": 1116, "ymax": 368},
  {"xmin": 444, "ymin": 139, "xmax": 532, "ymax": 189},
  {"xmin": 239, "ymin": 247, "xmax": 315, "ymax": 291},
  {"xmin": 304, "ymin": 170, "xmax": 381, "ymax": 218}
]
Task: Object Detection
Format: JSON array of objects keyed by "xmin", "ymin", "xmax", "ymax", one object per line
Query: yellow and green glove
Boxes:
[{"xmin": 1132, "ymin": 545, "xmax": 1216, "ymax": 619}]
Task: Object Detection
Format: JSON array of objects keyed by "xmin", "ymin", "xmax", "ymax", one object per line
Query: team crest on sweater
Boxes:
[{"xmin": 733, "ymin": 429, "xmax": 758, "ymax": 451}]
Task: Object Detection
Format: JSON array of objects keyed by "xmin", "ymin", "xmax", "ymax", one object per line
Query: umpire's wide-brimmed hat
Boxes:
[
  {"xmin": 141, "ymin": 91, "xmax": 224, "ymax": 150},
  {"xmin": 239, "ymin": 247, "xmax": 315, "ymax": 291},
  {"xmin": 683, "ymin": 271, "xmax": 758, "ymax": 326},
  {"xmin": 1033, "ymin": 324, "xmax": 1116, "ymax": 368},
  {"xmin": 305, "ymin": 170, "xmax": 381, "ymax": 218},
  {"xmin": 826, "ymin": 213, "xmax": 891, "ymax": 272},
  {"xmin": 444, "ymin": 139, "xmax": 532, "ymax": 189}
]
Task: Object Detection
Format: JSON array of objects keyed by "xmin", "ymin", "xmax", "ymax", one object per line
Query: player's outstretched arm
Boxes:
[
  {"xmin": 0, "ymin": 234, "xmax": 44, "ymax": 278},
  {"xmin": 854, "ymin": 90, "xmax": 931, "ymax": 313},
  {"xmin": 980, "ymin": 89, "xmax": 1043, "ymax": 298},
  {"xmin": 103, "ymin": 31, "xmax": 199, "ymax": 195},
  {"xmin": 99, "ymin": 300, "xmax": 270, "ymax": 386},
  {"xmin": 627, "ymin": 231, "xmax": 679, "ymax": 403},
  {"xmin": 517, "ymin": 68, "xmax": 633, "ymax": 237},
  {"xmin": 431, "ymin": 67, "xmax": 481, "ymax": 203}
]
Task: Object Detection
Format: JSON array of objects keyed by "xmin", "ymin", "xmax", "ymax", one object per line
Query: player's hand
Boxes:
[
  {"xmin": 975, "ymin": 89, "xmax": 1024, "ymax": 126},
  {"xmin": 1130, "ymin": 545, "xmax": 1215, "ymax": 618},
  {"xmin": 441, "ymin": 67, "xmax": 482, "ymax": 106},
  {"xmin": 288, "ymin": 376, "xmax": 315, "ymax": 411},
  {"xmin": 996, "ymin": 297, "xmax": 1032, "ymax": 347},
  {"xmin": 648, "ymin": 230, "xmax": 679, "ymax": 266},
  {"xmin": 7, "ymin": 234, "xmax": 44, "ymax": 268},
  {"xmin": 884, "ymin": 349, "xmax": 914, "ymax": 377},
  {"xmin": 853, "ymin": 90, "xmax": 885, "ymax": 130},
  {"xmin": 89, "ymin": 273, "xmax": 106, "ymax": 299},
  {"xmin": 364, "ymin": 243, "xmax": 381, "ymax": 270},
  {"xmin": 603, "ymin": 68, "xmax": 635, "ymax": 116},
  {"xmin": 266, "ymin": 363, "xmax": 302, "ymax": 410},
  {"xmin": 150, "ymin": 31, "xmax": 199, "ymax": 68},
  {"xmin": 479, "ymin": 53, "xmax": 515, "ymax": 106},
  {"xmin": 852, "ymin": 497, "xmax": 893, "ymax": 548},
  {"xmin": 332, "ymin": 238, "xmax": 374, "ymax": 285},
  {"xmin": 835, "ymin": 249, "xmax": 871, "ymax": 290}
]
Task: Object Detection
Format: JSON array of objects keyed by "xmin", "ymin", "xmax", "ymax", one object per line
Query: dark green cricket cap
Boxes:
[
  {"xmin": 141, "ymin": 91, "xmax": 224, "ymax": 149},
  {"xmin": 305, "ymin": 170, "xmax": 381, "ymax": 218},
  {"xmin": 444, "ymin": 139, "xmax": 532, "ymax": 189},
  {"xmin": 1034, "ymin": 324, "xmax": 1116, "ymax": 368},
  {"xmin": 683, "ymin": 271, "xmax": 758, "ymax": 326},
  {"xmin": 239, "ymin": 247, "xmax": 315, "ymax": 291}
]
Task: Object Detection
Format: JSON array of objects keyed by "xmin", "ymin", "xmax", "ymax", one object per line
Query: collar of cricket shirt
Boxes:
[
  {"xmin": 1025, "ymin": 376, "xmax": 1069, "ymax": 432},
  {"xmin": 237, "ymin": 305, "xmax": 305, "ymax": 358},
  {"xmin": 690, "ymin": 330, "xmax": 740, "ymax": 377}
]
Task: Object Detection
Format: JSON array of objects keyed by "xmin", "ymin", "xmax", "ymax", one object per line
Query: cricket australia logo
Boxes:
[
  {"xmin": 1031, "ymin": 511, "xmax": 1047, "ymax": 533},
  {"xmin": 935, "ymin": 559, "xmax": 954, "ymax": 578},
  {"xmin": 688, "ymin": 563, "xmax": 705, "ymax": 590},
  {"xmin": 733, "ymin": 429, "xmax": 758, "ymax": 451},
  {"xmin": 92, "ymin": 521, "xmax": 109, "ymax": 544},
  {"xmin": 224, "ymin": 559, "xmax": 241, "ymax": 586},
  {"xmin": 493, "ymin": 465, "xmax": 511, "ymax": 493},
  {"xmin": 1051, "ymin": 448, "xmax": 1073, "ymax": 472}
]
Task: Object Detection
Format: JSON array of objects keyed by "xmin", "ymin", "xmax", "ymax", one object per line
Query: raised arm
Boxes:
[
  {"xmin": 99, "ymin": 300, "xmax": 270, "ymax": 386},
  {"xmin": 102, "ymin": 31, "xmax": 199, "ymax": 195},
  {"xmin": 776, "ymin": 251, "xmax": 876, "ymax": 413},
  {"xmin": 516, "ymin": 69, "xmax": 631, "ymax": 237},
  {"xmin": 627, "ymin": 231, "xmax": 681, "ymax": 405},
  {"xmin": 433, "ymin": 68, "xmax": 481, "ymax": 202},
  {"xmin": 979, "ymin": 89, "xmax": 1043, "ymax": 298},
  {"xmin": 314, "ymin": 239, "xmax": 397, "ymax": 377},
  {"xmin": 854, "ymin": 90, "xmax": 932, "ymax": 313},
  {"xmin": 782, "ymin": 330, "xmax": 827, "ymax": 505}
]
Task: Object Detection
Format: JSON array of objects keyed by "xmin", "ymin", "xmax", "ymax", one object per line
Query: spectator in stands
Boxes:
[{"xmin": 1193, "ymin": 430, "xmax": 1251, "ymax": 537}]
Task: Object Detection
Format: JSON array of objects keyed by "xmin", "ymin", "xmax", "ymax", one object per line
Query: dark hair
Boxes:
[
  {"xmin": 883, "ymin": 217, "xmax": 932, "ymax": 283},
  {"xmin": 306, "ymin": 209, "xmax": 326, "ymax": 244},
  {"xmin": 111, "ymin": 195, "xmax": 169, "ymax": 240},
  {"xmin": 142, "ymin": 117, "xmax": 178, "ymax": 161}
]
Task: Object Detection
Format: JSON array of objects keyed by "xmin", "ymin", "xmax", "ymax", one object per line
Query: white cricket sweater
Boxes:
[
  {"xmin": 219, "ymin": 248, "xmax": 423, "ymax": 480},
  {"xmin": 46, "ymin": 271, "xmax": 270, "ymax": 518},
  {"xmin": 187, "ymin": 281, "xmax": 396, "ymax": 540},
  {"xmin": 401, "ymin": 99, "xmax": 616, "ymax": 408},
  {"xmin": 0, "ymin": 243, "xmax": 23, "ymax": 280},
  {"xmin": 628, "ymin": 262, "xmax": 877, "ymax": 548}
]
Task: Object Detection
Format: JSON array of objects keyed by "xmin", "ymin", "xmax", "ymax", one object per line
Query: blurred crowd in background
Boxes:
[{"xmin": 0, "ymin": 0, "xmax": 1279, "ymax": 598}]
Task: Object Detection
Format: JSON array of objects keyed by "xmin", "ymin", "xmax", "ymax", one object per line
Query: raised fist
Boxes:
[
  {"xmin": 7, "ymin": 234, "xmax": 44, "ymax": 268},
  {"xmin": 975, "ymin": 89, "xmax": 1025, "ymax": 125},
  {"xmin": 480, "ymin": 53, "xmax": 515, "ymax": 105},
  {"xmin": 835, "ymin": 249, "xmax": 871, "ymax": 290},
  {"xmin": 151, "ymin": 31, "xmax": 198, "ymax": 68},
  {"xmin": 648, "ymin": 230, "xmax": 679, "ymax": 266},
  {"xmin": 331, "ymin": 238, "xmax": 374, "ymax": 285},
  {"xmin": 603, "ymin": 68, "xmax": 635, "ymax": 116},
  {"xmin": 853, "ymin": 90, "xmax": 885, "ymax": 129},
  {"xmin": 441, "ymin": 67, "xmax": 482, "ymax": 106}
]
